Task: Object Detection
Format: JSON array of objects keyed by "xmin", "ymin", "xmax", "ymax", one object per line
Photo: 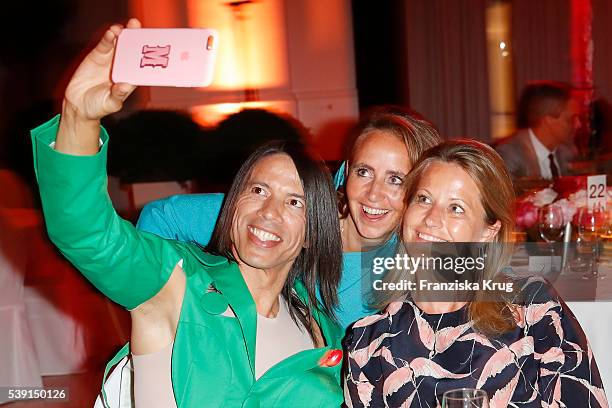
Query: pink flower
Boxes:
[
  {"xmin": 515, "ymin": 201, "xmax": 539, "ymax": 229},
  {"xmin": 532, "ymin": 188, "xmax": 558, "ymax": 207},
  {"xmin": 555, "ymin": 198, "xmax": 578, "ymax": 225},
  {"xmin": 515, "ymin": 186, "xmax": 612, "ymax": 230}
]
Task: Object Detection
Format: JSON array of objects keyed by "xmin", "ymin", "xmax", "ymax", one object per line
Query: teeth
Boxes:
[
  {"xmin": 418, "ymin": 232, "xmax": 447, "ymax": 242},
  {"xmin": 248, "ymin": 226, "xmax": 281, "ymax": 242},
  {"xmin": 363, "ymin": 205, "xmax": 390, "ymax": 216}
]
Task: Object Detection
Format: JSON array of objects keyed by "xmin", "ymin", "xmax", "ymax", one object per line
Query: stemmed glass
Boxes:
[
  {"xmin": 576, "ymin": 205, "xmax": 608, "ymax": 279},
  {"xmin": 601, "ymin": 207, "xmax": 612, "ymax": 266},
  {"xmin": 538, "ymin": 204, "xmax": 565, "ymax": 268},
  {"xmin": 442, "ymin": 388, "xmax": 489, "ymax": 407},
  {"xmin": 539, "ymin": 204, "xmax": 565, "ymax": 243}
]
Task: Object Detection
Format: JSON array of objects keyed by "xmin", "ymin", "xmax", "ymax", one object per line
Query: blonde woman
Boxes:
[{"xmin": 345, "ymin": 140, "xmax": 607, "ymax": 407}]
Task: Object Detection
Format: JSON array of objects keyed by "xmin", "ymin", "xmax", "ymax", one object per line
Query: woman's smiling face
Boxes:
[
  {"xmin": 402, "ymin": 161, "xmax": 500, "ymax": 243},
  {"xmin": 344, "ymin": 131, "xmax": 411, "ymax": 246}
]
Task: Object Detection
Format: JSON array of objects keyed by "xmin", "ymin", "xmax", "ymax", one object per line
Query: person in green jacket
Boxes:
[{"xmin": 32, "ymin": 19, "xmax": 344, "ymax": 407}]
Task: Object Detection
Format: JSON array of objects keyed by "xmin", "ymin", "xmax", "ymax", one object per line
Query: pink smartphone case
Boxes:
[{"xmin": 112, "ymin": 28, "xmax": 218, "ymax": 87}]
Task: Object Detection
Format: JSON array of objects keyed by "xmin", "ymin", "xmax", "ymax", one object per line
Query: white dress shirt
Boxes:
[{"xmin": 528, "ymin": 128, "xmax": 559, "ymax": 179}]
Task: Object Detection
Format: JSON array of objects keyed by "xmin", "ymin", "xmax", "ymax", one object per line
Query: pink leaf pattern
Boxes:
[
  {"xmin": 434, "ymin": 322, "xmax": 473, "ymax": 354},
  {"xmin": 476, "ymin": 337, "xmax": 533, "ymax": 389},
  {"xmin": 409, "ymin": 357, "xmax": 472, "ymax": 380},
  {"xmin": 350, "ymin": 331, "xmax": 401, "ymax": 368},
  {"xmin": 356, "ymin": 377, "xmax": 374, "ymax": 407},
  {"xmin": 410, "ymin": 303, "xmax": 435, "ymax": 351},
  {"xmin": 399, "ymin": 389, "xmax": 417, "ymax": 408},
  {"xmin": 345, "ymin": 280, "xmax": 608, "ymax": 408},
  {"xmin": 383, "ymin": 366, "xmax": 414, "ymax": 397},
  {"xmin": 535, "ymin": 347, "xmax": 565, "ymax": 366},
  {"xmin": 525, "ymin": 300, "xmax": 558, "ymax": 326},
  {"xmin": 559, "ymin": 374, "xmax": 609, "ymax": 408},
  {"xmin": 490, "ymin": 370, "xmax": 521, "ymax": 407},
  {"xmin": 508, "ymin": 336, "xmax": 535, "ymax": 359},
  {"xmin": 352, "ymin": 312, "xmax": 391, "ymax": 329},
  {"xmin": 345, "ymin": 280, "xmax": 607, "ymax": 407},
  {"xmin": 476, "ymin": 347, "xmax": 514, "ymax": 389},
  {"xmin": 386, "ymin": 301, "xmax": 403, "ymax": 317},
  {"xmin": 372, "ymin": 346, "xmax": 397, "ymax": 368},
  {"xmin": 457, "ymin": 332, "xmax": 495, "ymax": 349}
]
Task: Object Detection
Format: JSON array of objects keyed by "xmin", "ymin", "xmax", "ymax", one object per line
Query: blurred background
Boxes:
[
  {"xmin": 2, "ymin": 0, "xmax": 612, "ymax": 197},
  {"xmin": 1, "ymin": 0, "xmax": 612, "ymax": 406}
]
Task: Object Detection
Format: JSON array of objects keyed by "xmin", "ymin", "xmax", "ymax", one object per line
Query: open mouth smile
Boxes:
[
  {"xmin": 416, "ymin": 231, "xmax": 448, "ymax": 242},
  {"xmin": 362, "ymin": 205, "xmax": 390, "ymax": 218},
  {"xmin": 248, "ymin": 226, "xmax": 281, "ymax": 242}
]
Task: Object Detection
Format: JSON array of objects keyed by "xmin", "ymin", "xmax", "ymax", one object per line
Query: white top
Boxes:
[
  {"xmin": 254, "ymin": 296, "xmax": 314, "ymax": 379},
  {"xmin": 132, "ymin": 341, "xmax": 177, "ymax": 408},
  {"xmin": 131, "ymin": 296, "xmax": 313, "ymax": 407},
  {"xmin": 528, "ymin": 128, "xmax": 559, "ymax": 179}
]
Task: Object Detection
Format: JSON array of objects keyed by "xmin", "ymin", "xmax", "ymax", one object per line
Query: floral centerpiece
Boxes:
[{"xmin": 515, "ymin": 176, "xmax": 612, "ymax": 230}]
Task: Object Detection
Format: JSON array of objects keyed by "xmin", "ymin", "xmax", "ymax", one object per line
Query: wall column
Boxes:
[{"xmin": 486, "ymin": 0, "xmax": 516, "ymax": 140}]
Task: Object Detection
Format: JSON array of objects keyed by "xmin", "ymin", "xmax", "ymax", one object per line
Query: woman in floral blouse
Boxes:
[{"xmin": 344, "ymin": 140, "xmax": 607, "ymax": 407}]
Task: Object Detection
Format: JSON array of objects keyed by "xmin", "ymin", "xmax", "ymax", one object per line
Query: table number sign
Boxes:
[{"xmin": 587, "ymin": 175, "xmax": 607, "ymax": 211}]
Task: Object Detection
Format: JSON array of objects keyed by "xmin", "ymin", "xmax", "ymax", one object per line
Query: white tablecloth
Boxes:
[
  {"xmin": 510, "ymin": 242, "xmax": 612, "ymax": 396},
  {"xmin": 0, "ymin": 210, "xmax": 43, "ymax": 403},
  {"xmin": 567, "ymin": 301, "xmax": 612, "ymax": 395},
  {"xmin": 0, "ymin": 209, "xmax": 88, "ymax": 386}
]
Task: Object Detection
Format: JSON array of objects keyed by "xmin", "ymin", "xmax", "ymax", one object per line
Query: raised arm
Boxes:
[
  {"xmin": 55, "ymin": 20, "xmax": 139, "ymax": 155},
  {"xmin": 33, "ymin": 20, "xmax": 183, "ymax": 310},
  {"xmin": 137, "ymin": 193, "xmax": 224, "ymax": 245}
]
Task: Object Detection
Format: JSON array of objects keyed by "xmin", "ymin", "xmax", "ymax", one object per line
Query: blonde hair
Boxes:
[{"xmin": 372, "ymin": 140, "xmax": 517, "ymax": 336}]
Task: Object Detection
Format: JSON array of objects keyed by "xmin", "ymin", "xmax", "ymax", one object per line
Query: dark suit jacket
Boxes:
[{"xmin": 494, "ymin": 129, "xmax": 577, "ymax": 179}]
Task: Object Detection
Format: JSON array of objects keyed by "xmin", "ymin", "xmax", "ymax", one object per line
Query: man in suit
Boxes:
[{"xmin": 495, "ymin": 81, "xmax": 581, "ymax": 180}]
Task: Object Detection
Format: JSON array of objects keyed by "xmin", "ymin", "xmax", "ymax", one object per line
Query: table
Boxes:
[
  {"xmin": 509, "ymin": 242, "xmax": 612, "ymax": 394},
  {"xmin": 566, "ymin": 301, "xmax": 612, "ymax": 394},
  {"xmin": 1, "ymin": 206, "xmax": 133, "ymax": 405}
]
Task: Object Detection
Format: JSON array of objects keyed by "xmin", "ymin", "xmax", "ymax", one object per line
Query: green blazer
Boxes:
[{"xmin": 31, "ymin": 116, "xmax": 344, "ymax": 407}]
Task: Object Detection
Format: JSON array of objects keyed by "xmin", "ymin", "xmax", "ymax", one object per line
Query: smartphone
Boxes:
[{"xmin": 112, "ymin": 28, "xmax": 218, "ymax": 87}]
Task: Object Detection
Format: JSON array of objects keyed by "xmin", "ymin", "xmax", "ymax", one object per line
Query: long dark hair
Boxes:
[{"xmin": 207, "ymin": 142, "xmax": 342, "ymax": 340}]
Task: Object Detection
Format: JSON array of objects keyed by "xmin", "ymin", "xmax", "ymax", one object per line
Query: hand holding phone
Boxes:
[{"xmin": 112, "ymin": 28, "xmax": 218, "ymax": 87}]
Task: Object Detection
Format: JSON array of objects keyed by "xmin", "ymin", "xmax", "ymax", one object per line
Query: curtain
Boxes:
[
  {"xmin": 404, "ymin": 0, "xmax": 491, "ymax": 141},
  {"xmin": 511, "ymin": 0, "xmax": 571, "ymax": 93},
  {"xmin": 592, "ymin": 0, "xmax": 612, "ymax": 103}
]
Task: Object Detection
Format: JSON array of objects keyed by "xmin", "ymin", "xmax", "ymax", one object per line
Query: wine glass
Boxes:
[
  {"xmin": 600, "ymin": 206, "xmax": 612, "ymax": 267},
  {"xmin": 538, "ymin": 205, "xmax": 565, "ymax": 274},
  {"xmin": 576, "ymin": 205, "xmax": 608, "ymax": 279},
  {"xmin": 538, "ymin": 204, "xmax": 565, "ymax": 244},
  {"xmin": 442, "ymin": 388, "xmax": 489, "ymax": 408}
]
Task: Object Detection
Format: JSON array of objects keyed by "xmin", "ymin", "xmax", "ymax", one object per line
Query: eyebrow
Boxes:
[
  {"xmin": 417, "ymin": 188, "xmax": 473, "ymax": 209},
  {"xmin": 248, "ymin": 181, "xmax": 305, "ymax": 200},
  {"xmin": 350, "ymin": 162, "xmax": 373, "ymax": 171},
  {"xmin": 386, "ymin": 170, "xmax": 407, "ymax": 177},
  {"xmin": 288, "ymin": 193, "xmax": 306, "ymax": 200},
  {"xmin": 448, "ymin": 196, "xmax": 472, "ymax": 210},
  {"xmin": 351, "ymin": 162, "xmax": 407, "ymax": 177}
]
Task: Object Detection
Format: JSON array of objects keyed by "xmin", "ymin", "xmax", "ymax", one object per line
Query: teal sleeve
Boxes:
[
  {"xmin": 137, "ymin": 193, "xmax": 224, "ymax": 245},
  {"xmin": 31, "ymin": 115, "xmax": 182, "ymax": 310},
  {"xmin": 333, "ymin": 161, "xmax": 346, "ymax": 190},
  {"xmin": 136, "ymin": 163, "xmax": 345, "ymax": 245}
]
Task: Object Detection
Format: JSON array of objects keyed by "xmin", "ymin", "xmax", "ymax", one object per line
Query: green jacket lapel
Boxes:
[
  {"xmin": 183, "ymin": 246, "xmax": 342, "ymax": 381},
  {"xmin": 195, "ymin": 254, "xmax": 257, "ymax": 377}
]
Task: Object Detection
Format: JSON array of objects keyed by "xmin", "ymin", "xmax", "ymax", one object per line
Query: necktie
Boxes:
[{"xmin": 548, "ymin": 153, "xmax": 560, "ymax": 179}]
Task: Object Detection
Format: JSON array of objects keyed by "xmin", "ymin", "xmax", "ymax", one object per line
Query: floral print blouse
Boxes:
[{"xmin": 344, "ymin": 279, "xmax": 608, "ymax": 407}]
